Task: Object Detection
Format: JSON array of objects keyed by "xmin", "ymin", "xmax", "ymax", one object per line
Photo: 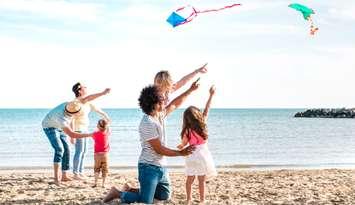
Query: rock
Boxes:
[{"xmin": 294, "ymin": 108, "xmax": 355, "ymax": 118}]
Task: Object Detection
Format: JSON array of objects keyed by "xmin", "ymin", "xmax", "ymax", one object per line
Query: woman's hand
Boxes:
[
  {"xmin": 189, "ymin": 78, "xmax": 200, "ymax": 92},
  {"xmin": 70, "ymin": 137, "xmax": 76, "ymax": 144},
  {"xmin": 196, "ymin": 63, "xmax": 208, "ymax": 74},
  {"xmin": 179, "ymin": 145, "xmax": 195, "ymax": 156},
  {"xmin": 177, "ymin": 144, "xmax": 184, "ymax": 150},
  {"xmin": 103, "ymin": 88, "xmax": 111, "ymax": 95}
]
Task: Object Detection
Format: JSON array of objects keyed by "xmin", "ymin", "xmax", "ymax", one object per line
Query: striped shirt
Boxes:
[{"xmin": 138, "ymin": 113, "xmax": 166, "ymax": 167}]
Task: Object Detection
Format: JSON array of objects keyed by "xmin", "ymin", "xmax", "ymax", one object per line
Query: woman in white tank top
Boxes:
[{"xmin": 71, "ymin": 82, "xmax": 111, "ymax": 179}]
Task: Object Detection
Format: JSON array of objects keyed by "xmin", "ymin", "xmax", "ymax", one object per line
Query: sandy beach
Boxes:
[{"xmin": 1, "ymin": 168, "xmax": 355, "ymax": 204}]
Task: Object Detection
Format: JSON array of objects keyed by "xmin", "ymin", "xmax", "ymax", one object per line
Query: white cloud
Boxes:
[
  {"xmin": 329, "ymin": 7, "xmax": 355, "ymax": 21},
  {"xmin": 0, "ymin": 0, "xmax": 103, "ymax": 21}
]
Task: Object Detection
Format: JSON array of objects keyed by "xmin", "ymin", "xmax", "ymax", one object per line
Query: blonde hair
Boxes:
[
  {"xmin": 181, "ymin": 106, "xmax": 208, "ymax": 140},
  {"xmin": 154, "ymin": 71, "xmax": 173, "ymax": 92}
]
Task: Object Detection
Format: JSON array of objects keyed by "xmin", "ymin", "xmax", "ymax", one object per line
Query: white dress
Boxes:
[{"xmin": 185, "ymin": 142, "xmax": 217, "ymax": 177}]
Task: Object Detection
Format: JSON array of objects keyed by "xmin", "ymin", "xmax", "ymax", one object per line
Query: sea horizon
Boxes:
[{"xmin": 1, "ymin": 108, "xmax": 355, "ymax": 169}]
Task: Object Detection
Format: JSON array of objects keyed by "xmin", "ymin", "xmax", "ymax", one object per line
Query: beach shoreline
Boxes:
[
  {"xmin": 2, "ymin": 163, "xmax": 355, "ymax": 172},
  {"xmin": 1, "ymin": 168, "xmax": 355, "ymax": 204}
]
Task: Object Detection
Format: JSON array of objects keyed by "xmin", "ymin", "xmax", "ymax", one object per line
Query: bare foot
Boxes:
[
  {"xmin": 122, "ymin": 182, "xmax": 139, "ymax": 193},
  {"xmin": 73, "ymin": 174, "xmax": 83, "ymax": 180},
  {"xmin": 102, "ymin": 186, "xmax": 120, "ymax": 203},
  {"xmin": 122, "ymin": 183, "xmax": 131, "ymax": 191},
  {"xmin": 61, "ymin": 176, "xmax": 72, "ymax": 182},
  {"xmin": 54, "ymin": 180, "xmax": 61, "ymax": 186},
  {"xmin": 79, "ymin": 173, "xmax": 88, "ymax": 179},
  {"xmin": 199, "ymin": 201, "xmax": 205, "ymax": 205}
]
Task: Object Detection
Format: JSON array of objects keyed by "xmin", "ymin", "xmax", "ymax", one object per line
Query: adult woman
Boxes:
[
  {"xmin": 71, "ymin": 82, "xmax": 110, "ymax": 179},
  {"xmin": 103, "ymin": 80, "xmax": 200, "ymax": 204},
  {"xmin": 42, "ymin": 101, "xmax": 93, "ymax": 186},
  {"xmin": 154, "ymin": 63, "xmax": 207, "ymax": 105}
]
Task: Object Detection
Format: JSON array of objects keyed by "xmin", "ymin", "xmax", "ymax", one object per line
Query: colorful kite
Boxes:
[
  {"xmin": 289, "ymin": 3, "xmax": 319, "ymax": 35},
  {"xmin": 167, "ymin": 4, "xmax": 242, "ymax": 27}
]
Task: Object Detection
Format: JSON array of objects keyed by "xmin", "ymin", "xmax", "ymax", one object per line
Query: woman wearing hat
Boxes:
[
  {"xmin": 71, "ymin": 82, "xmax": 111, "ymax": 180},
  {"xmin": 42, "ymin": 96, "xmax": 104, "ymax": 186}
]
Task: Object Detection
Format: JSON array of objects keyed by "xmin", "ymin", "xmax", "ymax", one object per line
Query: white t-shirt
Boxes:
[
  {"xmin": 42, "ymin": 103, "xmax": 71, "ymax": 129},
  {"xmin": 138, "ymin": 113, "xmax": 166, "ymax": 167},
  {"xmin": 72, "ymin": 102, "xmax": 99, "ymax": 131}
]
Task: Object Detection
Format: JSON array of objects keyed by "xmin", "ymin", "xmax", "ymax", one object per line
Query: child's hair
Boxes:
[
  {"xmin": 154, "ymin": 71, "xmax": 173, "ymax": 92},
  {"xmin": 181, "ymin": 106, "xmax": 208, "ymax": 140},
  {"xmin": 97, "ymin": 119, "xmax": 108, "ymax": 131}
]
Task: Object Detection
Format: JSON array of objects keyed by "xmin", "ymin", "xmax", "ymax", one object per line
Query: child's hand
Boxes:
[
  {"xmin": 70, "ymin": 137, "xmax": 76, "ymax": 144},
  {"xmin": 209, "ymin": 85, "xmax": 216, "ymax": 96},
  {"xmin": 177, "ymin": 144, "xmax": 184, "ymax": 150}
]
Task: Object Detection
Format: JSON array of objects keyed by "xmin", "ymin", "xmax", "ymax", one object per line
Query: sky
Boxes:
[{"xmin": 0, "ymin": 0, "xmax": 355, "ymax": 108}]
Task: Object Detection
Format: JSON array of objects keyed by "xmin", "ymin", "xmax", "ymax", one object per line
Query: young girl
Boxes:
[
  {"xmin": 92, "ymin": 119, "xmax": 111, "ymax": 188},
  {"xmin": 177, "ymin": 85, "xmax": 217, "ymax": 205}
]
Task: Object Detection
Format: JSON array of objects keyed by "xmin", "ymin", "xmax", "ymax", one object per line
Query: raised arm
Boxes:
[
  {"xmin": 80, "ymin": 88, "xmax": 111, "ymax": 104},
  {"xmin": 148, "ymin": 138, "xmax": 194, "ymax": 157},
  {"xmin": 203, "ymin": 85, "xmax": 216, "ymax": 119},
  {"xmin": 172, "ymin": 63, "xmax": 208, "ymax": 92},
  {"xmin": 91, "ymin": 104, "xmax": 111, "ymax": 123},
  {"xmin": 165, "ymin": 79, "xmax": 200, "ymax": 116}
]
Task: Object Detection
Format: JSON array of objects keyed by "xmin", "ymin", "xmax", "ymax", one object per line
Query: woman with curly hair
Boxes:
[{"xmin": 103, "ymin": 79, "xmax": 200, "ymax": 204}]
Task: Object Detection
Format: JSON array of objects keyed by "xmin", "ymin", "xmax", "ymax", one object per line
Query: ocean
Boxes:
[{"xmin": 1, "ymin": 109, "xmax": 355, "ymax": 169}]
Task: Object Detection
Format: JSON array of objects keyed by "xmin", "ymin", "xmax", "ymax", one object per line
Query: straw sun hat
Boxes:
[{"xmin": 65, "ymin": 101, "xmax": 82, "ymax": 114}]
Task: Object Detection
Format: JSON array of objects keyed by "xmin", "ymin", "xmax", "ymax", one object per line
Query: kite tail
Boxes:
[
  {"xmin": 197, "ymin": 3, "xmax": 242, "ymax": 14},
  {"xmin": 308, "ymin": 17, "xmax": 319, "ymax": 35},
  {"xmin": 176, "ymin": 6, "xmax": 198, "ymax": 27},
  {"xmin": 173, "ymin": 3, "xmax": 241, "ymax": 27}
]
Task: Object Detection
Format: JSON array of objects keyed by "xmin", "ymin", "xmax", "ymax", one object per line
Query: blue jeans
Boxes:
[
  {"xmin": 43, "ymin": 128, "xmax": 70, "ymax": 171},
  {"xmin": 73, "ymin": 131, "xmax": 87, "ymax": 174},
  {"xmin": 121, "ymin": 163, "xmax": 171, "ymax": 204}
]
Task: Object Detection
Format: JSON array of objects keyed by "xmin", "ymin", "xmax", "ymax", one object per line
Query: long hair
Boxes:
[
  {"xmin": 181, "ymin": 106, "xmax": 208, "ymax": 140},
  {"xmin": 154, "ymin": 70, "xmax": 173, "ymax": 92}
]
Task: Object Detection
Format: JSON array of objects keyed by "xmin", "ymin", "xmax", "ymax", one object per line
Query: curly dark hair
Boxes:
[{"xmin": 138, "ymin": 85, "xmax": 162, "ymax": 115}]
